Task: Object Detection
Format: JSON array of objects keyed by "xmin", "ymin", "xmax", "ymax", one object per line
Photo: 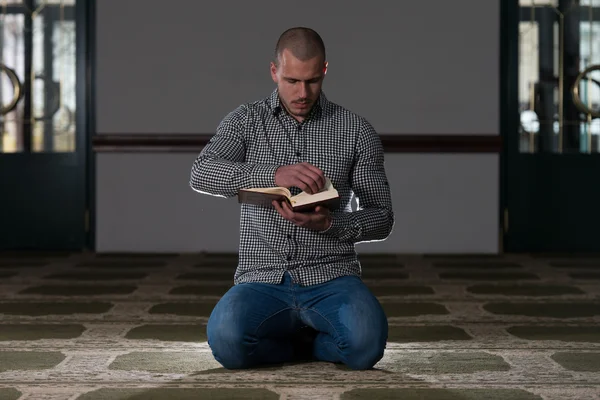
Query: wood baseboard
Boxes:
[{"xmin": 92, "ymin": 133, "xmax": 501, "ymax": 153}]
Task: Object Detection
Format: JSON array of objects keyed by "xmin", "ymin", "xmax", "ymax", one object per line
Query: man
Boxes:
[{"xmin": 189, "ymin": 27, "xmax": 394, "ymax": 370}]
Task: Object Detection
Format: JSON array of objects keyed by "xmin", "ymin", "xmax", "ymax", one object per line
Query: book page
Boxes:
[
  {"xmin": 242, "ymin": 187, "xmax": 291, "ymax": 198},
  {"xmin": 294, "ymin": 177, "xmax": 334, "ymax": 196},
  {"xmin": 321, "ymin": 177, "xmax": 333, "ymax": 192},
  {"xmin": 290, "ymin": 190, "xmax": 338, "ymax": 207},
  {"xmin": 290, "ymin": 178, "xmax": 338, "ymax": 207}
]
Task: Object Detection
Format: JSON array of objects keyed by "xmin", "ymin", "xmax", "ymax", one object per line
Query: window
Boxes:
[
  {"xmin": 518, "ymin": 0, "xmax": 600, "ymax": 153},
  {"xmin": 0, "ymin": 0, "xmax": 77, "ymax": 153}
]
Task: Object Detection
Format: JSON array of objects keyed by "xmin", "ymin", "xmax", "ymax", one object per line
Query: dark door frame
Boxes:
[
  {"xmin": 500, "ymin": 0, "xmax": 600, "ymax": 253},
  {"xmin": 82, "ymin": 0, "xmax": 96, "ymax": 251},
  {"xmin": 0, "ymin": 0, "xmax": 95, "ymax": 251},
  {"xmin": 500, "ymin": 0, "xmax": 518, "ymax": 253}
]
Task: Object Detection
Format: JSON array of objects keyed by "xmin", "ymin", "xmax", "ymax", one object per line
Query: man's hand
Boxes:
[
  {"xmin": 272, "ymin": 201, "xmax": 332, "ymax": 231},
  {"xmin": 275, "ymin": 163, "xmax": 326, "ymax": 194}
]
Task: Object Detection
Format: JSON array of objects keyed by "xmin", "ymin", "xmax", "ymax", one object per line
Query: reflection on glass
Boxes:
[
  {"xmin": 32, "ymin": 2, "xmax": 77, "ymax": 152},
  {"xmin": 519, "ymin": 0, "xmax": 558, "ymax": 5},
  {"xmin": 519, "ymin": 0, "xmax": 600, "ymax": 153},
  {"xmin": 36, "ymin": 0, "xmax": 74, "ymax": 5},
  {"xmin": 0, "ymin": 1, "xmax": 77, "ymax": 153},
  {"xmin": 0, "ymin": 13, "xmax": 24, "ymax": 153}
]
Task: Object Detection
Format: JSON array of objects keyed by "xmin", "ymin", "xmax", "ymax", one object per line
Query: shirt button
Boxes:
[
  {"xmin": 296, "ymin": 152, "xmax": 301, "ymax": 157},
  {"xmin": 286, "ymin": 255, "xmax": 292, "ymax": 261},
  {"xmin": 287, "ymin": 234, "xmax": 292, "ymax": 239}
]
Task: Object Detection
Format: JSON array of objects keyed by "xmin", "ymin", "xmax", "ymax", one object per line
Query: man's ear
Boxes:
[
  {"xmin": 270, "ymin": 62, "xmax": 278, "ymax": 83},
  {"xmin": 323, "ymin": 61, "xmax": 328, "ymax": 75}
]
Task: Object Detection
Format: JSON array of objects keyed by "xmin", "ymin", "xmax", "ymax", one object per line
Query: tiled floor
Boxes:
[{"xmin": 0, "ymin": 252, "xmax": 599, "ymax": 399}]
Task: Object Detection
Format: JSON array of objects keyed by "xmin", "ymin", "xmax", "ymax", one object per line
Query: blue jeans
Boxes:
[{"xmin": 206, "ymin": 272, "xmax": 388, "ymax": 370}]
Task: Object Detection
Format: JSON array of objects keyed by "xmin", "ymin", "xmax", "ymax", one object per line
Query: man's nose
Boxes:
[{"xmin": 298, "ymin": 82, "xmax": 308, "ymax": 98}]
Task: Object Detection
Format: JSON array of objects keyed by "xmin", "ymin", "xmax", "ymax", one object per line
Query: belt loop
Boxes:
[{"xmin": 284, "ymin": 271, "xmax": 296, "ymax": 286}]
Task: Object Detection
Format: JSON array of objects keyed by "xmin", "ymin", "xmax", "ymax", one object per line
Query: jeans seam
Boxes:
[
  {"xmin": 322, "ymin": 340, "xmax": 341, "ymax": 362},
  {"xmin": 290, "ymin": 273, "xmax": 297, "ymax": 308},
  {"xmin": 252, "ymin": 306, "xmax": 296, "ymax": 339},
  {"xmin": 304, "ymin": 307, "xmax": 341, "ymax": 341},
  {"xmin": 246, "ymin": 306, "xmax": 296, "ymax": 358}
]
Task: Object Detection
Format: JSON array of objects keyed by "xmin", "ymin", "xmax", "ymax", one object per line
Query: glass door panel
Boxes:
[
  {"xmin": 518, "ymin": 0, "xmax": 600, "ymax": 153},
  {"xmin": 505, "ymin": 0, "xmax": 600, "ymax": 253},
  {"xmin": 0, "ymin": 0, "xmax": 88, "ymax": 251},
  {"xmin": 0, "ymin": 0, "xmax": 76, "ymax": 154}
]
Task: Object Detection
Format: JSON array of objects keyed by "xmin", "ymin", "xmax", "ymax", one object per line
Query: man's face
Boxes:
[{"xmin": 270, "ymin": 48, "xmax": 327, "ymax": 121}]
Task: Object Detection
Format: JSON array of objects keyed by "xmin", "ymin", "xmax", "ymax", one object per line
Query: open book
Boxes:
[{"xmin": 238, "ymin": 177, "xmax": 340, "ymax": 212}]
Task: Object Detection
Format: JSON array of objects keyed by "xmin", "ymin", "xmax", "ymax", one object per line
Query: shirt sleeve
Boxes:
[
  {"xmin": 320, "ymin": 119, "xmax": 395, "ymax": 243},
  {"xmin": 189, "ymin": 105, "xmax": 279, "ymax": 198}
]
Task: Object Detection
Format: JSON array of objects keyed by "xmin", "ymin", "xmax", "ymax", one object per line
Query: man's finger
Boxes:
[
  {"xmin": 274, "ymin": 200, "xmax": 290, "ymax": 216},
  {"xmin": 272, "ymin": 200, "xmax": 285, "ymax": 216},
  {"xmin": 281, "ymin": 201, "xmax": 297, "ymax": 217},
  {"xmin": 290, "ymin": 210, "xmax": 313, "ymax": 226},
  {"xmin": 301, "ymin": 163, "xmax": 326, "ymax": 188},
  {"xmin": 299, "ymin": 165, "xmax": 325, "ymax": 189},
  {"xmin": 275, "ymin": 200, "xmax": 296, "ymax": 220},
  {"xmin": 314, "ymin": 206, "xmax": 330, "ymax": 215},
  {"xmin": 290, "ymin": 175, "xmax": 314, "ymax": 194},
  {"xmin": 294, "ymin": 170, "xmax": 325, "ymax": 194},
  {"xmin": 277, "ymin": 201, "xmax": 302, "ymax": 224},
  {"xmin": 297, "ymin": 173, "xmax": 321, "ymax": 194}
]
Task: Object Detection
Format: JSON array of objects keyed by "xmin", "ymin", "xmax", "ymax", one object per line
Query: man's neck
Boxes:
[{"xmin": 280, "ymin": 100, "xmax": 320, "ymax": 124}]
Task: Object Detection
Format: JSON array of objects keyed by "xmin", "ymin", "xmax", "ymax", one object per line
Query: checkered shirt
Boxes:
[{"xmin": 190, "ymin": 89, "xmax": 394, "ymax": 286}]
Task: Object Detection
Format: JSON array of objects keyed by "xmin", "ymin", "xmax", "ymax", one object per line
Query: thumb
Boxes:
[{"xmin": 315, "ymin": 206, "xmax": 328, "ymax": 214}]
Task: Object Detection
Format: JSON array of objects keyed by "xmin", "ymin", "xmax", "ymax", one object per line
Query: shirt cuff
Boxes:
[
  {"xmin": 320, "ymin": 211, "xmax": 352, "ymax": 237},
  {"xmin": 250, "ymin": 164, "xmax": 279, "ymax": 188}
]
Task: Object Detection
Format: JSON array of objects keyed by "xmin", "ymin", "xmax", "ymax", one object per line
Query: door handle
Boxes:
[
  {"xmin": 572, "ymin": 64, "xmax": 600, "ymax": 119},
  {"xmin": 0, "ymin": 63, "xmax": 22, "ymax": 116}
]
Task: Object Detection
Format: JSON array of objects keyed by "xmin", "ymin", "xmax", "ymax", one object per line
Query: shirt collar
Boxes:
[{"xmin": 269, "ymin": 88, "xmax": 328, "ymax": 119}]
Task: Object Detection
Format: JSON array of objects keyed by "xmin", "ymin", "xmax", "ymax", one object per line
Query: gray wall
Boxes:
[{"xmin": 95, "ymin": 0, "xmax": 500, "ymax": 254}]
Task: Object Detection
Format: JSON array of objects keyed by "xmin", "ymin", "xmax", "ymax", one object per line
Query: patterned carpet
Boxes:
[{"xmin": 0, "ymin": 252, "xmax": 599, "ymax": 400}]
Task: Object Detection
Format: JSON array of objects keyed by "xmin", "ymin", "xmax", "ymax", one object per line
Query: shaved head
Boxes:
[
  {"xmin": 270, "ymin": 27, "xmax": 327, "ymax": 122},
  {"xmin": 274, "ymin": 27, "xmax": 326, "ymax": 66}
]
